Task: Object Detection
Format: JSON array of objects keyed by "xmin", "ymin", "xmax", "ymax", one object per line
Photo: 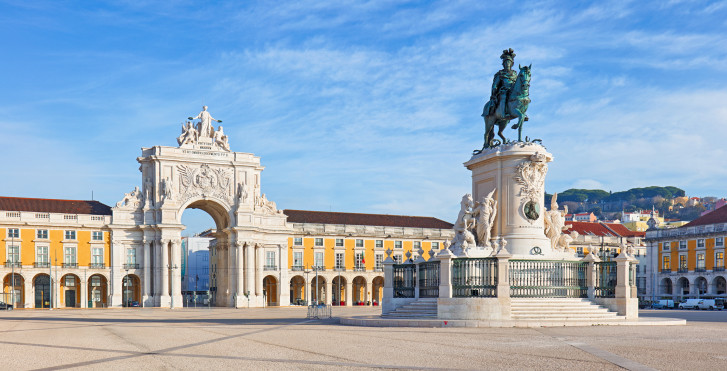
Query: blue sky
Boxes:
[{"xmin": 2, "ymin": 0, "xmax": 727, "ymax": 233}]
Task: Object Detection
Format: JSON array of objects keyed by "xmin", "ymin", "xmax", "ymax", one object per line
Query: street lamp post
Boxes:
[
  {"xmin": 10, "ymin": 233, "xmax": 15, "ymax": 309},
  {"xmin": 194, "ymin": 274, "xmax": 199, "ymax": 308}
]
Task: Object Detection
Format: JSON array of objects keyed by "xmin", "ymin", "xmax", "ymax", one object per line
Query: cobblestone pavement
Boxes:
[{"xmin": 0, "ymin": 307, "xmax": 724, "ymax": 370}]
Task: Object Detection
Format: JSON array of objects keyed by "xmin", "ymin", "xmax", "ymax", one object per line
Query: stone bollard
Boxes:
[
  {"xmin": 382, "ymin": 249, "xmax": 395, "ymax": 315},
  {"xmin": 437, "ymin": 249, "xmax": 454, "ymax": 299},
  {"xmin": 614, "ymin": 252, "xmax": 638, "ymax": 319}
]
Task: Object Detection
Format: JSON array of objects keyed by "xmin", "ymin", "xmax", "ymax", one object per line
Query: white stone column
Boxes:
[
  {"xmin": 80, "ymin": 278, "xmax": 88, "ymax": 309},
  {"xmin": 143, "ymin": 241, "xmax": 151, "ymax": 304},
  {"xmin": 110, "ymin": 241, "xmax": 123, "ymax": 307},
  {"xmin": 278, "ymin": 244, "xmax": 290, "ymax": 306},
  {"xmin": 23, "ymin": 278, "xmax": 32, "ymax": 309},
  {"xmin": 325, "ymin": 279, "xmax": 332, "ymax": 305},
  {"xmin": 171, "ymin": 239, "xmax": 183, "ymax": 308},
  {"xmin": 345, "ymin": 280, "xmax": 353, "ymax": 307},
  {"xmin": 244, "ymin": 242, "xmax": 253, "ymax": 297},
  {"xmin": 255, "ymin": 244, "xmax": 263, "ymax": 296},
  {"xmin": 227, "ymin": 240, "xmax": 236, "ymax": 306},
  {"xmin": 235, "ymin": 241, "xmax": 245, "ymax": 306},
  {"xmin": 437, "ymin": 249, "xmax": 454, "ymax": 299},
  {"xmin": 160, "ymin": 239, "xmax": 170, "ymax": 305}
]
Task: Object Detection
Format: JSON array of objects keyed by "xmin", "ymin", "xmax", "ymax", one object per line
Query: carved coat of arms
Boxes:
[{"xmin": 177, "ymin": 164, "xmax": 232, "ymax": 204}]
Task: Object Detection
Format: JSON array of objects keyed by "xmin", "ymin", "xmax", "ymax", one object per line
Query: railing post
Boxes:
[
  {"xmin": 437, "ymin": 249, "xmax": 454, "ymax": 299},
  {"xmin": 382, "ymin": 249, "xmax": 395, "ymax": 315},
  {"xmin": 495, "ymin": 249, "xmax": 511, "ymax": 299},
  {"xmin": 583, "ymin": 253, "xmax": 600, "ymax": 300},
  {"xmin": 614, "ymin": 252, "xmax": 638, "ymax": 319}
]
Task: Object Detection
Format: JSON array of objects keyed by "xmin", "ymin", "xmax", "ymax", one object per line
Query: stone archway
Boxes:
[
  {"xmin": 290, "ymin": 275, "xmax": 305, "ymax": 305},
  {"xmin": 372, "ymin": 276, "xmax": 384, "ymax": 305},
  {"xmin": 332, "ymin": 276, "xmax": 346, "ymax": 306},
  {"xmin": 676, "ymin": 277, "xmax": 690, "ymax": 299},
  {"xmin": 60, "ymin": 274, "xmax": 81, "ymax": 308},
  {"xmin": 88, "ymin": 274, "xmax": 108, "ymax": 308},
  {"xmin": 3, "ymin": 273, "xmax": 24, "ymax": 308},
  {"xmin": 33, "ymin": 274, "xmax": 51, "ymax": 309},
  {"xmin": 263, "ymin": 275, "xmax": 278, "ymax": 306},
  {"xmin": 660, "ymin": 277, "xmax": 673, "ymax": 296},
  {"xmin": 352, "ymin": 276, "xmax": 367, "ymax": 305},
  {"xmin": 109, "ymin": 111, "xmax": 292, "ymax": 308},
  {"xmin": 310, "ymin": 276, "xmax": 326, "ymax": 305},
  {"xmin": 122, "ymin": 274, "xmax": 141, "ymax": 307},
  {"xmin": 713, "ymin": 276, "xmax": 726, "ymax": 295},
  {"xmin": 695, "ymin": 277, "xmax": 708, "ymax": 296}
]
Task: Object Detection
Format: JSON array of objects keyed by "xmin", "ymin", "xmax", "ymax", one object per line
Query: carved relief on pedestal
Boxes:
[
  {"xmin": 513, "ymin": 152, "xmax": 549, "ymax": 224},
  {"xmin": 177, "ymin": 164, "xmax": 233, "ymax": 205}
]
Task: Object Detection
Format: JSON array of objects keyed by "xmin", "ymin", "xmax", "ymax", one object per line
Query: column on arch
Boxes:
[
  {"xmin": 345, "ymin": 279, "xmax": 352, "ymax": 306},
  {"xmin": 325, "ymin": 278, "xmax": 332, "ymax": 305},
  {"xmin": 171, "ymin": 239, "xmax": 183, "ymax": 304},
  {"xmin": 143, "ymin": 240, "xmax": 151, "ymax": 300},
  {"xmin": 161, "ymin": 239, "xmax": 170, "ymax": 299},
  {"xmin": 244, "ymin": 241, "xmax": 253, "ymax": 297},
  {"xmin": 255, "ymin": 244, "xmax": 263, "ymax": 296},
  {"xmin": 235, "ymin": 241, "xmax": 245, "ymax": 299}
]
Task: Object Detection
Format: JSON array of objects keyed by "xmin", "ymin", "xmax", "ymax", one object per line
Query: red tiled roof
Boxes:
[
  {"xmin": 684, "ymin": 204, "xmax": 727, "ymax": 227},
  {"xmin": 563, "ymin": 221, "xmax": 643, "ymax": 238},
  {"xmin": 0, "ymin": 196, "xmax": 112, "ymax": 215},
  {"xmin": 283, "ymin": 209, "xmax": 453, "ymax": 229}
]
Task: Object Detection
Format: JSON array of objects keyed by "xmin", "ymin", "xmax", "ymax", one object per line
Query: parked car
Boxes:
[
  {"xmin": 679, "ymin": 299, "xmax": 702, "ymax": 309},
  {"xmin": 652, "ymin": 300, "xmax": 675, "ymax": 309},
  {"xmin": 697, "ymin": 299, "xmax": 724, "ymax": 310},
  {"xmin": 0, "ymin": 301, "xmax": 13, "ymax": 310},
  {"xmin": 129, "ymin": 301, "xmax": 140, "ymax": 307}
]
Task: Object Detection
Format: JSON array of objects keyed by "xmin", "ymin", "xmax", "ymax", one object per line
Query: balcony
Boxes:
[
  {"xmin": 4, "ymin": 261, "xmax": 21, "ymax": 268},
  {"xmin": 714, "ymin": 266, "xmax": 725, "ymax": 272},
  {"xmin": 695, "ymin": 268, "xmax": 706, "ymax": 273},
  {"xmin": 122, "ymin": 263, "xmax": 139, "ymax": 270},
  {"xmin": 334, "ymin": 267, "xmax": 346, "ymax": 272},
  {"xmin": 677, "ymin": 268, "xmax": 689, "ymax": 273},
  {"xmin": 62, "ymin": 263, "xmax": 78, "ymax": 268},
  {"xmin": 311, "ymin": 266, "xmax": 326, "ymax": 272},
  {"xmin": 89, "ymin": 263, "xmax": 105, "ymax": 269},
  {"xmin": 264, "ymin": 265, "xmax": 278, "ymax": 271},
  {"xmin": 34, "ymin": 262, "xmax": 50, "ymax": 268},
  {"xmin": 354, "ymin": 267, "xmax": 366, "ymax": 272},
  {"xmin": 661, "ymin": 268, "xmax": 671, "ymax": 273},
  {"xmin": 291, "ymin": 266, "xmax": 304, "ymax": 271},
  {"xmin": 375, "ymin": 267, "xmax": 384, "ymax": 272}
]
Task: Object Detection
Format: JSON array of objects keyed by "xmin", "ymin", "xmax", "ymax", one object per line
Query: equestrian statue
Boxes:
[{"xmin": 475, "ymin": 48, "xmax": 533, "ymax": 154}]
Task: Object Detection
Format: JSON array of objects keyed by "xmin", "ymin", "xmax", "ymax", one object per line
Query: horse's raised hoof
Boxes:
[{"xmin": 511, "ymin": 124, "xmax": 519, "ymax": 130}]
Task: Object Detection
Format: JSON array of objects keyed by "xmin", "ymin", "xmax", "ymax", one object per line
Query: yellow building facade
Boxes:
[{"xmin": 1, "ymin": 198, "xmax": 112, "ymax": 309}]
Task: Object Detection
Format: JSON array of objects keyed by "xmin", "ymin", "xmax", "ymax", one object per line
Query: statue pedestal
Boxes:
[{"xmin": 464, "ymin": 143, "xmax": 553, "ymax": 257}]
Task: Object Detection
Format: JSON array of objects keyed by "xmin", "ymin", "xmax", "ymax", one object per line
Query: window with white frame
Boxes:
[
  {"xmin": 662, "ymin": 242, "xmax": 670, "ymax": 251},
  {"xmin": 717, "ymin": 237, "xmax": 725, "ymax": 247},
  {"xmin": 265, "ymin": 251, "xmax": 276, "ymax": 269},
  {"xmin": 293, "ymin": 251, "xmax": 303, "ymax": 268},
  {"xmin": 375, "ymin": 254, "xmax": 383, "ymax": 270},
  {"xmin": 36, "ymin": 246, "xmax": 49, "ymax": 264},
  {"xmin": 394, "ymin": 241, "xmax": 402, "ymax": 249},
  {"xmin": 716, "ymin": 252, "xmax": 724, "ymax": 268},
  {"xmin": 314, "ymin": 251, "xmax": 324, "ymax": 269},
  {"xmin": 679, "ymin": 255, "xmax": 687, "ymax": 270},
  {"xmin": 375, "ymin": 240, "xmax": 383, "ymax": 248},
  {"xmin": 65, "ymin": 230, "xmax": 76, "ymax": 240},
  {"xmin": 393, "ymin": 254, "xmax": 402, "ymax": 264},
  {"xmin": 335, "ymin": 238, "xmax": 344, "ymax": 247},
  {"xmin": 65, "ymin": 275, "xmax": 76, "ymax": 287},
  {"xmin": 662, "ymin": 256, "xmax": 670, "ymax": 270},
  {"xmin": 92, "ymin": 231, "xmax": 103, "ymax": 241},
  {"xmin": 92, "ymin": 247, "xmax": 103, "ymax": 264},
  {"xmin": 432, "ymin": 242, "xmax": 440, "ymax": 250},
  {"xmin": 697, "ymin": 253, "xmax": 705, "ymax": 269},
  {"xmin": 126, "ymin": 248, "xmax": 136, "ymax": 264},
  {"xmin": 355, "ymin": 239, "xmax": 364, "ymax": 248},
  {"xmin": 7, "ymin": 244, "xmax": 20, "ymax": 263},
  {"xmin": 293, "ymin": 237, "xmax": 302, "ymax": 246},
  {"xmin": 697, "ymin": 239, "xmax": 705, "ymax": 248},
  {"xmin": 413, "ymin": 241, "xmax": 421, "ymax": 251},
  {"xmin": 64, "ymin": 246, "xmax": 77, "ymax": 264},
  {"xmin": 7, "ymin": 228, "xmax": 19, "ymax": 238},
  {"xmin": 314, "ymin": 238, "xmax": 323, "ymax": 247},
  {"xmin": 679, "ymin": 241, "xmax": 686, "ymax": 249},
  {"xmin": 36, "ymin": 229, "xmax": 48, "ymax": 239},
  {"xmin": 335, "ymin": 252, "xmax": 344, "ymax": 269},
  {"xmin": 355, "ymin": 252, "xmax": 364, "ymax": 270}
]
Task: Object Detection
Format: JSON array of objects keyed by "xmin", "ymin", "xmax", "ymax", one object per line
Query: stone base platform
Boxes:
[{"xmin": 340, "ymin": 315, "xmax": 686, "ymax": 328}]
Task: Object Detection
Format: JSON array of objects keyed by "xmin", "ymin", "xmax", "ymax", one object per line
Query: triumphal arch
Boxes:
[{"xmin": 109, "ymin": 106, "xmax": 291, "ymax": 308}]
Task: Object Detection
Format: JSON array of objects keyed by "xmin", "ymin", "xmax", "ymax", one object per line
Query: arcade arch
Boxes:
[
  {"xmin": 122, "ymin": 274, "xmax": 141, "ymax": 307},
  {"xmin": 660, "ymin": 277, "xmax": 673, "ymax": 296},
  {"xmin": 3, "ymin": 273, "xmax": 24, "ymax": 308},
  {"xmin": 310, "ymin": 276, "xmax": 326, "ymax": 305},
  {"xmin": 695, "ymin": 277, "xmax": 708, "ymax": 296},
  {"xmin": 712, "ymin": 276, "xmax": 726, "ymax": 295},
  {"xmin": 676, "ymin": 277, "xmax": 690, "ymax": 298},
  {"xmin": 372, "ymin": 276, "xmax": 384, "ymax": 304},
  {"xmin": 33, "ymin": 274, "xmax": 51, "ymax": 309},
  {"xmin": 263, "ymin": 275, "xmax": 277, "ymax": 306},
  {"xmin": 89, "ymin": 274, "xmax": 108, "ymax": 308},
  {"xmin": 60, "ymin": 274, "xmax": 80, "ymax": 308},
  {"xmin": 290, "ymin": 275, "xmax": 305, "ymax": 305},
  {"xmin": 352, "ymin": 276, "xmax": 367, "ymax": 304},
  {"xmin": 332, "ymin": 276, "xmax": 346, "ymax": 306}
]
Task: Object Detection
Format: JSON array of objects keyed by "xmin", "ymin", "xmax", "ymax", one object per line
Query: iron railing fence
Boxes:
[
  {"xmin": 306, "ymin": 304, "xmax": 332, "ymax": 319},
  {"xmin": 452, "ymin": 258, "xmax": 497, "ymax": 298},
  {"xmin": 595, "ymin": 261, "xmax": 617, "ymax": 298},
  {"xmin": 393, "ymin": 264, "xmax": 416, "ymax": 298},
  {"xmin": 418, "ymin": 261, "xmax": 440, "ymax": 298},
  {"xmin": 509, "ymin": 260, "xmax": 587, "ymax": 298}
]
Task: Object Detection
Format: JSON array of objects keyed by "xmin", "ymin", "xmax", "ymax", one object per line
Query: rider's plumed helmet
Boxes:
[{"xmin": 500, "ymin": 48, "xmax": 516, "ymax": 63}]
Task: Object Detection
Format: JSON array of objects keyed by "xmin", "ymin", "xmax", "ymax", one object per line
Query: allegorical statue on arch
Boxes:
[{"xmin": 177, "ymin": 105, "xmax": 230, "ymax": 151}]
